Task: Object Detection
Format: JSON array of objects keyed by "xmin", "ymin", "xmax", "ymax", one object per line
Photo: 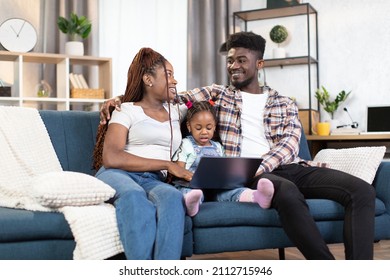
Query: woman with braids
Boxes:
[
  {"xmin": 93, "ymin": 48, "xmax": 192, "ymax": 260},
  {"xmin": 172, "ymin": 100, "xmax": 274, "ymax": 217}
]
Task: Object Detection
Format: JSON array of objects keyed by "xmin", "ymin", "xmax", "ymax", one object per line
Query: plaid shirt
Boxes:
[{"xmin": 181, "ymin": 84, "xmax": 326, "ymax": 174}]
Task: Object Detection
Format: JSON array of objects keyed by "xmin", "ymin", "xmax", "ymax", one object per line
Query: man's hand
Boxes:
[
  {"xmin": 255, "ymin": 170, "xmax": 264, "ymax": 177},
  {"xmin": 100, "ymin": 96, "xmax": 122, "ymax": 125}
]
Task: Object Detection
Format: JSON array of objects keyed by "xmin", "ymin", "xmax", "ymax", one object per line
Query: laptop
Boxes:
[
  {"xmin": 363, "ymin": 105, "xmax": 390, "ymax": 134},
  {"xmin": 188, "ymin": 157, "xmax": 263, "ymax": 190}
]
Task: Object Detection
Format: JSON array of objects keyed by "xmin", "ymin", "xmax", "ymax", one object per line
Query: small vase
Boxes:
[
  {"xmin": 321, "ymin": 112, "xmax": 339, "ymax": 132},
  {"xmin": 35, "ymin": 80, "xmax": 52, "ymax": 97},
  {"xmin": 65, "ymin": 41, "xmax": 84, "ymax": 56},
  {"xmin": 273, "ymin": 47, "xmax": 286, "ymax": 59}
]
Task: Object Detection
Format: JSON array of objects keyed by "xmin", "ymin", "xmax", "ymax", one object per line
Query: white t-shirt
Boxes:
[
  {"xmin": 109, "ymin": 102, "xmax": 184, "ymax": 161},
  {"xmin": 240, "ymin": 91, "xmax": 270, "ymax": 157}
]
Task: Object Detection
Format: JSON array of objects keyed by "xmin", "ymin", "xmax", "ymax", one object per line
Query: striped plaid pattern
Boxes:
[{"xmin": 181, "ymin": 84, "xmax": 326, "ymax": 174}]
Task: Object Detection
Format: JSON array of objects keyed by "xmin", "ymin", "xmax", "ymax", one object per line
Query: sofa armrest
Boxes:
[{"xmin": 373, "ymin": 161, "xmax": 390, "ymax": 212}]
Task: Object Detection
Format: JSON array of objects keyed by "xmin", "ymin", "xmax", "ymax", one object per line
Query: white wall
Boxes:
[
  {"xmin": 311, "ymin": 0, "xmax": 390, "ymax": 130},
  {"xmin": 0, "ymin": 0, "xmax": 41, "ymax": 93},
  {"xmin": 241, "ymin": 0, "xmax": 390, "ymax": 131},
  {"xmin": 3, "ymin": 0, "xmax": 385, "ymax": 132},
  {"xmin": 98, "ymin": 0, "xmax": 187, "ymax": 97}
]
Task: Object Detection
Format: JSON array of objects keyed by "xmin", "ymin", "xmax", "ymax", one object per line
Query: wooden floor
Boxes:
[{"xmin": 188, "ymin": 240, "xmax": 390, "ymax": 260}]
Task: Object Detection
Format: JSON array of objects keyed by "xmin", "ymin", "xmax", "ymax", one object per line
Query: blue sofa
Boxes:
[{"xmin": 0, "ymin": 110, "xmax": 389, "ymax": 260}]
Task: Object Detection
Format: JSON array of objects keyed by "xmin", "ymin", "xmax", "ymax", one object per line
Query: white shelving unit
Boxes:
[{"xmin": 0, "ymin": 51, "xmax": 112, "ymax": 111}]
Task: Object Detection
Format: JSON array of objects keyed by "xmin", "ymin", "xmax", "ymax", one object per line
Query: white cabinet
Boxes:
[{"xmin": 0, "ymin": 51, "xmax": 112, "ymax": 111}]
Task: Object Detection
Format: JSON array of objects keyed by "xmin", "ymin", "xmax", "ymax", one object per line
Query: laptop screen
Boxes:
[{"xmin": 367, "ymin": 106, "xmax": 390, "ymax": 132}]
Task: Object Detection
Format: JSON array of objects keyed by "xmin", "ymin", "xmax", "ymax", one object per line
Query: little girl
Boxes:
[{"xmin": 172, "ymin": 100, "xmax": 274, "ymax": 217}]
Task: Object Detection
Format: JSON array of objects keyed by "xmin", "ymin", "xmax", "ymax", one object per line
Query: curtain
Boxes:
[{"xmin": 186, "ymin": 0, "xmax": 241, "ymax": 88}]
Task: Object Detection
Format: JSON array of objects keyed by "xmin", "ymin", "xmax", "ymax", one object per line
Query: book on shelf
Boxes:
[
  {"xmin": 330, "ymin": 128, "xmax": 360, "ymax": 135},
  {"xmin": 69, "ymin": 73, "xmax": 89, "ymax": 89},
  {"xmin": 77, "ymin": 74, "xmax": 89, "ymax": 89},
  {"xmin": 69, "ymin": 73, "xmax": 81, "ymax": 89}
]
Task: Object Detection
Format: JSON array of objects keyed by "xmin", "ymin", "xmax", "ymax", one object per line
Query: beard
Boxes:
[{"xmin": 230, "ymin": 75, "xmax": 255, "ymax": 90}]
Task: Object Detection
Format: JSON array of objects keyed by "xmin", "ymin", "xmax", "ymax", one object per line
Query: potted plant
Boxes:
[
  {"xmin": 57, "ymin": 12, "xmax": 92, "ymax": 56},
  {"xmin": 315, "ymin": 86, "xmax": 351, "ymax": 120},
  {"xmin": 269, "ymin": 25, "xmax": 288, "ymax": 58}
]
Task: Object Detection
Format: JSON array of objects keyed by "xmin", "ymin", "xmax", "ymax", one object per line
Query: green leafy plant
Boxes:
[
  {"xmin": 269, "ymin": 25, "xmax": 288, "ymax": 46},
  {"xmin": 57, "ymin": 12, "xmax": 91, "ymax": 41},
  {"xmin": 315, "ymin": 86, "xmax": 351, "ymax": 119}
]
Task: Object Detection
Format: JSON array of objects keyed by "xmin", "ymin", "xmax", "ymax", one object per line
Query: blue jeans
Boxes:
[
  {"xmin": 176, "ymin": 186, "xmax": 247, "ymax": 202},
  {"xmin": 96, "ymin": 167, "xmax": 185, "ymax": 260}
]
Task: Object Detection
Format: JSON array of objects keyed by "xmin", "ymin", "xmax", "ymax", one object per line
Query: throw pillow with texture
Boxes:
[
  {"xmin": 30, "ymin": 171, "xmax": 115, "ymax": 208},
  {"xmin": 313, "ymin": 146, "xmax": 386, "ymax": 184}
]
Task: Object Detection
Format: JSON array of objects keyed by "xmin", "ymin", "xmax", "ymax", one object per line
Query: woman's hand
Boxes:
[
  {"xmin": 100, "ymin": 96, "xmax": 122, "ymax": 125},
  {"xmin": 168, "ymin": 162, "xmax": 193, "ymax": 182}
]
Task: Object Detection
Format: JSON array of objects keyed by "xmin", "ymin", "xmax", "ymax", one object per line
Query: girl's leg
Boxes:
[
  {"xmin": 239, "ymin": 178, "xmax": 274, "ymax": 208},
  {"xmin": 185, "ymin": 190, "xmax": 203, "ymax": 217},
  {"xmin": 215, "ymin": 188, "xmax": 245, "ymax": 202},
  {"xmin": 215, "ymin": 179, "xmax": 274, "ymax": 209},
  {"xmin": 176, "ymin": 186, "xmax": 204, "ymax": 217},
  {"xmin": 95, "ymin": 167, "xmax": 156, "ymax": 260}
]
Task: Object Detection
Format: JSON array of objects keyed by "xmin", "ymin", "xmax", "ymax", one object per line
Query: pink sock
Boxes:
[
  {"xmin": 253, "ymin": 178, "xmax": 274, "ymax": 209},
  {"xmin": 184, "ymin": 189, "xmax": 203, "ymax": 217}
]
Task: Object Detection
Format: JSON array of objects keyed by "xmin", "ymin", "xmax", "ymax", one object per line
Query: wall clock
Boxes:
[{"xmin": 0, "ymin": 18, "xmax": 38, "ymax": 53}]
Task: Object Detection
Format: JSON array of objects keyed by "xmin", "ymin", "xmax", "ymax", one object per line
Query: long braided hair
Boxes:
[{"xmin": 93, "ymin": 48, "xmax": 168, "ymax": 170}]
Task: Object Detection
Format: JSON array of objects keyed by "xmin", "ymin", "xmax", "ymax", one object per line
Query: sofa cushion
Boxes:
[
  {"xmin": 193, "ymin": 202, "xmax": 280, "ymax": 228},
  {"xmin": 0, "ymin": 205, "xmax": 195, "ymax": 257},
  {"xmin": 0, "ymin": 207, "xmax": 73, "ymax": 242},
  {"xmin": 31, "ymin": 171, "xmax": 115, "ymax": 208},
  {"xmin": 193, "ymin": 198, "xmax": 386, "ymax": 228},
  {"xmin": 298, "ymin": 132, "xmax": 312, "ymax": 160},
  {"xmin": 39, "ymin": 111, "xmax": 100, "ymax": 176}
]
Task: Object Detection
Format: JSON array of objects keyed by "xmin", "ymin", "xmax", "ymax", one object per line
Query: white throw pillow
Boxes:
[
  {"xmin": 30, "ymin": 171, "xmax": 115, "ymax": 208},
  {"xmin": 313, "ymin": 146, "xmax": 386, "ymax": 184}
]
